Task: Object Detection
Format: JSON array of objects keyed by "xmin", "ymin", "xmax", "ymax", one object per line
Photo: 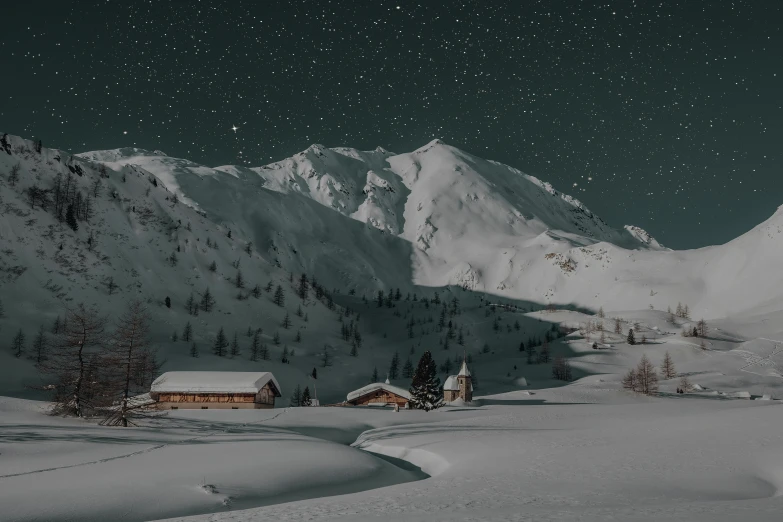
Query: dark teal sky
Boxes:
[{"xmin": 2, "ymin": 1, "xmax": 781, "ymax": 249}]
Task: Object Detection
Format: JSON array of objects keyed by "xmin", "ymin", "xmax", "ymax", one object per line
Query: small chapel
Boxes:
[{"xmin": 443, "ymin": 360, "xmax": 473, "ymax": 403}]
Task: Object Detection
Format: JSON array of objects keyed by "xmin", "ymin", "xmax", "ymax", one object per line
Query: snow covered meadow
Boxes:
[{"xmin": 1, "ymin": 132, "xmax": 783, "ymax": 520}]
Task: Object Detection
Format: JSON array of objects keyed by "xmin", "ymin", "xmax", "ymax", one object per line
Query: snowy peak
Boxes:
[{"xmin": 623, "ymin": 225, "xmax": 667, "ymax": 250}]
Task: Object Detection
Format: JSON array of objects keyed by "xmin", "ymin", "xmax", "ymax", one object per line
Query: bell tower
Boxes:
[{"xmin": 457, "ymin": 359, "xmax": 472, "ymax": 402}]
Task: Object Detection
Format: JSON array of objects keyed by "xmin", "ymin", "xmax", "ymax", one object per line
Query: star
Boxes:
[{"xmin": 231, "ymin": 124, "xmax": 239, "ymax": 133}]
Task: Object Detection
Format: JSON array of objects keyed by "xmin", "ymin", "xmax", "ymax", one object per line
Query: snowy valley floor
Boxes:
[
  {"xmin": 4, "ymin": 389, "xmax": 783, "ymax": 522},
  {"xmin": 3, "ymin": 310, "xmax": 783, "ymax": 522}
]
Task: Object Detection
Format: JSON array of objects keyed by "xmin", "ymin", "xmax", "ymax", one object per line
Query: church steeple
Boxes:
[{"xmin": 456, "ymin": 357, "xmax": 472, "ymax": 402}]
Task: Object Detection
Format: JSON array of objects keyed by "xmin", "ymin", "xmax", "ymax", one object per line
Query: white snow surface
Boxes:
[
  {"xmin": 73, "ymin": 137, "xmax": 783, "ymax": 319},
  {"xmin": 4, "ymin": 133, "xmax": 783, "ymax": 520},
  {"xmin": 346, "ymin": 382, "xmax": 412, "ymax": 402},
  {"xmin": 150, "ymin": 371, "xmax": 281, "ymax": 395}
]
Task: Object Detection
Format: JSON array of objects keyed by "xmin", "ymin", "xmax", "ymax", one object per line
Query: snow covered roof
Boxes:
[
  {"xmin": 150, "ymin": 372, "xmax": 281, "ymax": 396},
  {"xmin": 346, "ymin": 382, "xmax": 411, "ymax": 402},
  {"xmin": 458, "ymin": 360, "xmax": 471, "ymax": 377},
  {"xmin": 444, "ymin": 375, "xmax": 474, "ymax": 392}
]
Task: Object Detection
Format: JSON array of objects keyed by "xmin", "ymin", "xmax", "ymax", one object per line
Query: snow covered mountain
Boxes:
[
  {"xmin": 77, "ymin": 137, "xmax": 782, "ymax": 319},
  {"xmin": 77, "ymin": 139, "xmax": 667, "ymax": 293}
]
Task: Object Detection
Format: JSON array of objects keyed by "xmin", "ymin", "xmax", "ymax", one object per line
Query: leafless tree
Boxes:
[
  {"xmin": 38, "ymin": 304, "xmax": 107, "ymax": 417},
  {"xmin": 101, "ymin": 301, "xmax": 159, "ymax": 426},
  {"xmin": 696, "ymin": 318, "xmax": 708, "ymax": 338},
  {"xmin": 661, "ymin": 351, "xmax": 676, "ymax": 379},
  {"xmin": 8, "ymin": 162, "xmax": 20, "ymax": 186},
  {"xmin": 622, "ymin": 368, "xmax": 637, "ymax": 391},
  {"xmin": 635, "ymin": 354, "xmax": 658, "ymax": 395}
]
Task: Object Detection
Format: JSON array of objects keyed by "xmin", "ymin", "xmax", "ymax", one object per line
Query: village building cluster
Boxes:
[{"xmin": 147, "ymin": 361, "xmax": 474, "ymax": 410}]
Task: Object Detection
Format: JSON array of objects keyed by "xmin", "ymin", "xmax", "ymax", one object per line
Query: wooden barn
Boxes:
[
  {"xmin": 150, "ymin": 371, "xmax": 282, "ymax": 410},
  {"xmin": 346, "ymin": 379, "xmax": 410, "ymax": 408}
]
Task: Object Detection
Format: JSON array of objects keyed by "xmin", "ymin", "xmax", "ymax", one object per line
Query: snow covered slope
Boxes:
[{"xmin": 78, "ymin": 137, "xmax": 783, "ymax": 319}]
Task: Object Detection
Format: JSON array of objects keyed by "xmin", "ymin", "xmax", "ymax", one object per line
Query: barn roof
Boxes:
[
  {"xmin": 151, "ymin": 371, "xmax": 282, "ymax": 396},
  {"xmin": 347, "ymin": 382, "xmax": 411, "ymax": 402},
  {"xmin": 444, "ymin": 375, "xmax": 474, "ymax": 392}
]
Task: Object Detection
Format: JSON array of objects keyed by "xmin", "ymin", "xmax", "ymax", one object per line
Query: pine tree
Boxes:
[
  {"xmin": 408, "ymin": 351, "xmax": 443, "ymax": 411},
  {"xmin": 178, "ymin": 322, "xmax": 192, "ymax": 343},
  {"xmin": 32, "ymin": 324, "xmax": 47, "ymax": 364},
  {"xmin": 298, "ymin": 274, "xmax": 309, "ymax": 300},
  {"xmin": 208, "ymin": 261, "xmax": 217, "ymax": 272},
  {"xmin": 172, "ymin": 330, "xmax": 178, "ymax": 342},
  {"xmin": 627, "ymin": 329, "xmax": 636, "ymax": 345},
  {"xmin": 660, "ymin": 351, "xmax": 676, "ymax": 379},
  {"xmin": 290, "ymin": 384, "xmax": 302, "ymax": 407},
  {"xmin": 235, "ymin": 270, "xmax": 245, "ymax": 289},
  {"xmin": 260, "ymin": 342, "xmax": 270, "ymax": 361},
  {"xmin": 213, "ymin": 327, "xmax": 228, "ymax": 356},
  {"xmin": 65, "ymin": 204, "xmax": 78, "ymax": 231},
  {"xmin": 598, "ymin": 306, "xmax": 605, "ymax": 318},
  {"xmin": 200, "ymin": 288, "xmax": 215, "ymax": 313},
  {"xmin": 519, "ymin": 340, "xmax": 526, "ymax": 352},
  {"xmin": 538, "ymin": 341, "xmax": 550, "ymax": 363},
  {"xmin": 402, "ymin": 357, "xmax": 414, "ymax": 378},
  {"xmin": 371, "ymin": 366, "xmax": 379, "ymax": 383},
  {"xmin": 250, "ymin": 330, "xmax": 261, "ymax": 361},
  {"xmin": 12, "ymin": 329, "xmax": 25, "ymax": 358},
  {"xmin": 377, "ymin": 290, "xmax": 384, "ymax": 307},
  {"xmin": 349, "ymin": 342, "xmax": 358, "ymax": 357},
  {"xmin": 273, "ymin": 285, "xmax": 285, "ymax": 307},
  {"xmin": 230, "ymin": 333, "xmax": 240, "ymax": 357},
  {"xmin": 527, "ymin": 347, "xmax": 536, "ymax": 365},
  {"xmin": 281, "ymin": 345, "xmax": 289, "ymax": 363},
  {"xmin": 190, "ymin": 342, "xmax": 199, "ymax": 358},
  {"xmin": 679, "ymin": 375, "xmax": 692, "ymax": 392},
  {"xmin": 389, "ymin": 351, "xmax": 400, "ymax": 380},
  {"xmin": 301, "ymin": 386, "xmax": 312, "ymax": 406},
  {"xmin": 294, "ymin": 330, "xmax": 301, "ymax": 342},
  {"xmin": 442, "ymin": 357, "xmax": 453, "ymax": 375},
  {"xmin": 273, "ymin": 331, "xmax": 281, "ymax": 345},
  {"xmin": 321, "ymin": 346, "xmax": 332, "ymax": 367},
  {"xmin": 282, "ymin": 313, "xmax": 291, "ymax": 329}
]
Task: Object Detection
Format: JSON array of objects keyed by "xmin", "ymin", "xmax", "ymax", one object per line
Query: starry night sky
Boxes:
[{"xmin": 2, "ymin": 1, "xmax": 781, "ymax": 249}]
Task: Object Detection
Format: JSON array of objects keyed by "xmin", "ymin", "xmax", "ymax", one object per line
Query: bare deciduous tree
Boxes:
[
  {"xmin": 101, "ymin": 301, "xmax": 158, "ymax": 426},
  {"xmin": 38, "ymin": 304, "xmax": 107, "ymax": 417},
  {"xmin": 634, "ymin": 354, "xmax": 658, "ymax": 395},
  {"xmin": 661, "ymin": 351, "xmax": 676, "ymax": 379}
]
